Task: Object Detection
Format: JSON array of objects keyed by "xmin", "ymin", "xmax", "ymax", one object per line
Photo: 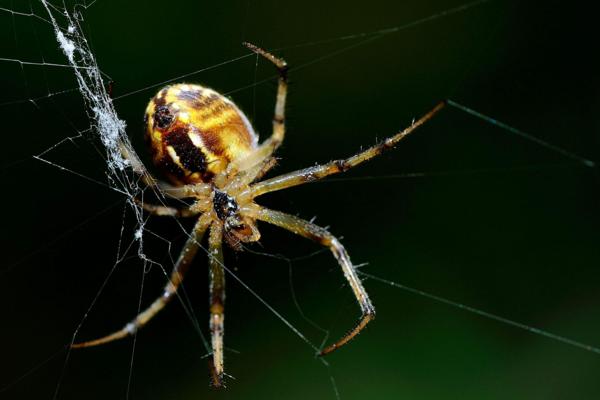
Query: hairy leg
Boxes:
[
  {"xmin": 134, "ymin": 183, "xmax": 212, "ymax": 217},
  {"xmin": 72, "ymin": 214, "xmax": 212, "ymax": 348},
  {"xmin": 245, "ymin": 101, "xmax": 446, "ymax": 199},
  {"xmin": 135, "ymin": 199, "xmax": 198, "ymax": 217},
  {"xmin": 227, "ymin": 43, "xmax": 288, "ymax": 175},
  {"xmin": 225, "ymin": 157, "xmax": 278, "ymax": 197},
  {"xmin": 244, "ymin": 42, "xmax": 288, "ymax": 152},
  {"xmin": 208, "ymin": 223, "xmax": 226, "ymax": 386},
  {"xmin": 159, "ymin": 182, "xmax": 212, "ymax": 199},
  {"xmin": 118, "ymin": 141, "xmax": 157, "ymax": 188},
  {"xmin": 247, "ymin": 206, "xmax": 375, "ymax": 355}
]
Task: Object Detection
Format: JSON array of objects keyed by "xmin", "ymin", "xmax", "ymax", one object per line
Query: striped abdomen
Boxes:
[{"xmin": 144, "ymin": 83, "xmax": 258, "ymax": 185}]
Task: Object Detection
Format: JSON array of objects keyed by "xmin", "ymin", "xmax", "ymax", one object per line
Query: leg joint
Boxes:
[
  {"xmin": 334, "ymin": 159, "xmax": 350, "ymax": 172},
  {"xmin": 362, "ymin": 304, "xmax": 376, "ymax": 318}
]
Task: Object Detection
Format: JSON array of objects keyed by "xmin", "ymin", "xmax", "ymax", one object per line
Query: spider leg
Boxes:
[
  {"xmin": 134, "ymin": 185, "xmax": 212, "ymax": 217},
  {"xmin": 159, "ymin": 182, "xmax": 212, "ymax": 199},
  {"xmin": 245, "ymin": 101, "xmax": 446, "ymax": 199},
  {"xmin": 247, "ymin": 206, "xmax": 375, "ymax": 356},
  {"xmin": 120, "ymin": 141, "xmax": 214, "ymax": 201},
  {"xmin": 244, "ymin": 42, "xmax": 287, "ymax": 150},
  {"xmin": 246, "ymin": 156, "xmax": 278, "ymax": 184},
  {"xmin": 225, "ymin": 157, "xmax": 278, "ymax": 195},
  {"xmin": 208, "ymin": 223, "xmax": 226, "ymax": 387},
  {"xmin": 118, "ymin": 141, "xmax": 157, "ymax": 188},
  {"xmin": 135, "ymin": 199, "xmax": 198, "ymax": 217},
  {"xmin": 254, "ymin": 157, "xmax": 278, "ymax": 180},
  {"xmin": 228, "ymin": 43, "xmax": 287, "ymax": 174},
  {"xmin": 71, "ymin": 214, "xmax": 212, "ymax": 348}
]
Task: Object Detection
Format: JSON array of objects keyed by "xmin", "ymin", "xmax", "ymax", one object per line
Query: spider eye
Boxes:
[{"xmin": 154, "ymin": 105, "xmax": 174, "ymax": 129}]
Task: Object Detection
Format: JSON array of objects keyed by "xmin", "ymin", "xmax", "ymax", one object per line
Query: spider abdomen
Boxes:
[{"xmin": 145, "ymin": 83, "xmax": 258, "ymax": 185}]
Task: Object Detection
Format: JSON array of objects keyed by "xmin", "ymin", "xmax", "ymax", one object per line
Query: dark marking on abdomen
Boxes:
[{"xmin": 165, "ymin": 127, "xmax": 207, "ymax": 174}]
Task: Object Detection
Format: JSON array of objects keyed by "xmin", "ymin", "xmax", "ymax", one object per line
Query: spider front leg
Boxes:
[
  {"xmin": 207, "ymin": 223, "xmax": 226, "ymax": 387},
  {"xmin": 244, "ymin": 42, "xmax": 287, "ymax": 151},
  {"xmin": 228, "ymin": 43, "xmax": 288, "ymax": 174},
  {"xmin": 246, "ymin": 206, "xmax": 375, "ymax": 356},
  {"xmin": 72, "ymin": 214, "xmax": 212, "ymax": 348},
  {"xmin": 245, "ymin": 101, "xmax": 447, "ymax": 198}
]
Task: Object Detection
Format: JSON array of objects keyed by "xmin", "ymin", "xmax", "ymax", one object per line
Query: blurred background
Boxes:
[{"xmin": 1, "ymin": 0, "xmax": 599, "ymax": 399}]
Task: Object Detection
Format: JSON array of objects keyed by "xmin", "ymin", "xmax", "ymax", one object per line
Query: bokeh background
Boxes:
[{"xmin": 1, "ymin": 0, "xmax": 599, "ymax": 399}]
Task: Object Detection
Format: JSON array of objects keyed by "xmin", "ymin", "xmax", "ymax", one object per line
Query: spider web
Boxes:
[{"xmin": 1, "ymin": 0, "xmax": 599, "ymax": 399}]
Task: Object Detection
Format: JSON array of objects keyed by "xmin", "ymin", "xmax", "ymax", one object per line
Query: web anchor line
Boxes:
[
  {"xmin": 447, "ymin": 100, "xmax": 595, "ymax": 168},
  {"xmin": 360, "ymin": 271, "xmax": 600, "ymax": 356}
]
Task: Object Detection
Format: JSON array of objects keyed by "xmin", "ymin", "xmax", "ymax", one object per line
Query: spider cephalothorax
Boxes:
[
  {"xmin": 212, "ymin": 189, "xmax": 260, "ymax": 249},
  {"xmin": 72, "ymin": 42, "xmax": 446, "ymax": 387}
]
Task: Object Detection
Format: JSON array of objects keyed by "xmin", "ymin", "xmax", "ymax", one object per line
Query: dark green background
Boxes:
[{"xmin": 1, "ymin": 1, "xmax": 599, "ymax": 399}]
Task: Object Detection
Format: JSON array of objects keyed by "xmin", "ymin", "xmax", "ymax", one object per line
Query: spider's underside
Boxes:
[{"xmin": 72, "ymin": 42, "xmax": 445, "ymax": 387}]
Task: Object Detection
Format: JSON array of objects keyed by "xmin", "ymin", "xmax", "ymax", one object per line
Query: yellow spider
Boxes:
[{"xmin": 72, "ymin": 42, "xmax": 445, "ymax": 386}]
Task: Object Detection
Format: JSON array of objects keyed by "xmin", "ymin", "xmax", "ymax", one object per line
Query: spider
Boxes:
[{"xmin": 72, "ymin": 42, "xmax": 446, "ymax": 386}]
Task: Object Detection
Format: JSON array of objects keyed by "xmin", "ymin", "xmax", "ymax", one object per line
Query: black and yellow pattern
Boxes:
[
  {"xmin": 74, "ymin": 43, "xmax": 438, "ymax": 386},
  {"xmin": 145, "ymin": 83, "xmax": 258, "ymax": 185}
]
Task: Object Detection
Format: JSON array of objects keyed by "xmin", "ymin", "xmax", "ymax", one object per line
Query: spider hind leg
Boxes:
[
  {"xmin": 71, "ymin": 215, "xmax": 211, "ymax": 348},
  {"xmin": 225, "ymin": 43, "xmax": 288, "ymax": 176},
  {"xmin": 248, "ymin": 206, "xmax": 375, "ymax": 356}
]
